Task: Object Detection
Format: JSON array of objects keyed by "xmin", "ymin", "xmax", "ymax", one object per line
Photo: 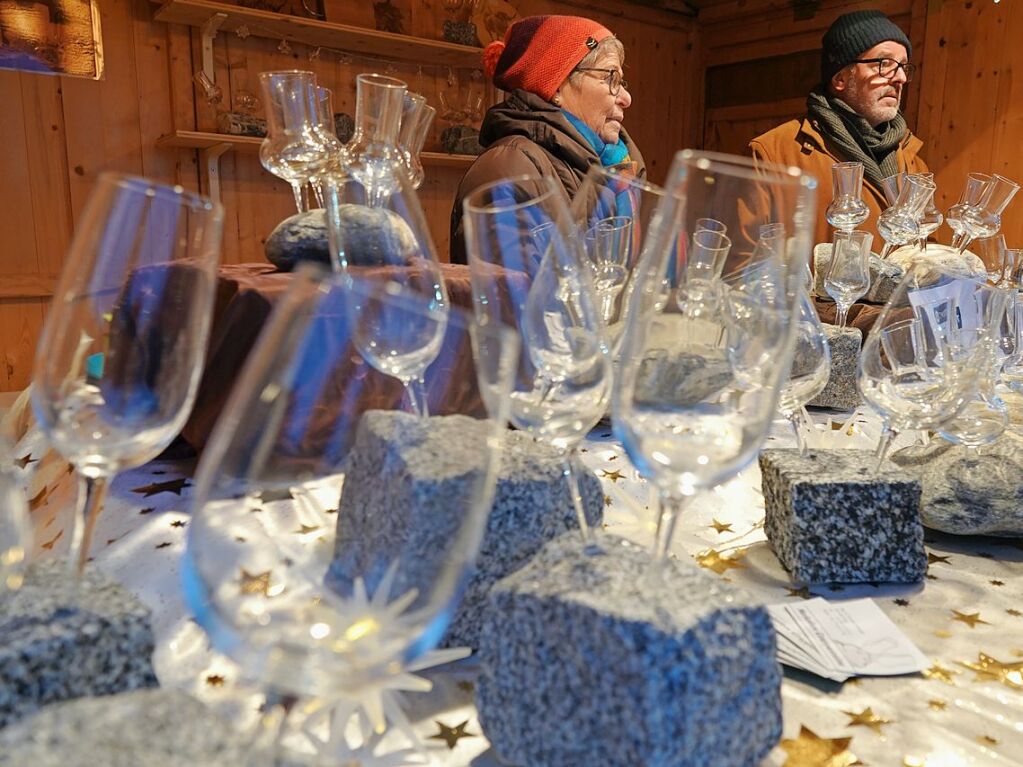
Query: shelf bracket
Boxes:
[
  {"xmin": 200, "ymin": 13, "xmax": 227, "ymax": 85},
  {"xmin": 199, "ymin": 142, "xmax": 232, "ymax": 203}
]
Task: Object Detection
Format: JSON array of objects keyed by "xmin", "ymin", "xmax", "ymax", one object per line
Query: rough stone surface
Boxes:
[
  {"xmin": 265, "ymin": 206, "xmax": 417, "ymax": 271},
  {"xmin": 890, "ymin": 436, "xmax": 1023, "ymax": 536},
  {"xmin": 332, "ymin": 412, "xmax": 603, "ymax": 649},
  {"xmin": 760, "ymin": 449, "xmax": 926, "ymax": 583},
  {"xmin": 0, "ymin": 561, "xmax": 158, "ymax": 729},
  {"xmin": 440, "ymin": 125, "xmax": 483, "ymax": 156},
  {"xmin": 334, "ymin": 112, "xmax": 355, "ymax": 144},
  {"xmin": 477, "ymin": 533, "xmax": 782, "ymax": 767},
  {"xmin": 216, "ymin": 111, "xmax": 267, "ymax": 137},
  {"xmin": 807, "ymin": 325, "xmax": 862, "ymax": 410},
  {"xmin": 0, "ymin": 689, "xmax": 250, "ymax": 766}
]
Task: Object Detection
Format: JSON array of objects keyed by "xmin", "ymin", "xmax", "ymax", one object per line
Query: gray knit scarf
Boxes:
[{"xmin": 806, "ymin": 89, "xmax": 906, "ymax": 190}]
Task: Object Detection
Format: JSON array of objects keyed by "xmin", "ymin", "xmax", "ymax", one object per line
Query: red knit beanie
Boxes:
[{"xmin": 481, "ymin": 15, "xmax": 614, "ymax": 102}]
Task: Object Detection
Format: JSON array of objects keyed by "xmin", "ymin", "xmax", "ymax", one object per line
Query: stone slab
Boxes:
[
  {"xmin": 477, "ymin": 533, "xmax": 782, "ymax": 767},
  {"xmin": 808, "ymin": 325, "xmax": 862, "ymax": 410},
  {"xmin": 761, "ymin": 449, "xmax": 926, "ymax": 583},
  {"xmin": 0, "ymin": 561, "xmax": 158, "ymax": 729}
]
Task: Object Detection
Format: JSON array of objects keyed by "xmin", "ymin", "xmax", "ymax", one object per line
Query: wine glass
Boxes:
[
  {"xmin": 877, "ymin": 174, "xmax": 934, "ymax": 258},
  {"xmin": 31, "ymin": 173, "xmax": 223, "ymax": 574},
  {"xmin": 346, "ymin": 73, "xmax": 408, "ymax": 205},
  {"xmin": 463, "ymin": 173, "xmax": 612, "ymax": 549},
  {"xmin": 1003, "ymin": 248, "xmax": 1023, "ymax": 289},
  {"xmin": 308, "ymin": 85, "xmax": 346, "ymax": 210},
  {"xmin": 259, "ymin": 70, "xmax": 335, "ymax": 215},
  {"xmin": 825, "ymin": 230, "xmax": 872, "ymax": 328},
  {"xmin": 975, "ymin": 235, "xmax": 1009, "ymax": 284},
  {"xmin": 911, "ymin": 172, "xmax": 943, "ymax": 252},
  {"xmin": 182, "ymin": 270, "xmax": 516, "ymax": 763},
  {"xmin": 397, "ymin": 92, "xmax": 435, "ymax": 190},
  {"xmin": 777, "ymin": 288, "xmax": 831, "ymax": 455},
  {"xmin": 613, "ymin": 150, "xmax": 816, "ymax": 561},
  {"xmin": 0, "ymin": 438, "xmax": 30, "ymax": 592},
  {"xmin": 946, "ymin": 172, "xmax": 992, "ymax": 248},
  {"xmin": 858, "ymin": 263, "xmax": 1000, "ymax": 470},
  {"xmin": 323, "ymin": 159, "xmax": 449, "ymax": 418},
  {"xmin": 956, "ymin": 174, "xmax": 1021, "ymax": 254},
  {"xmin": 583, "ymin": 217, "xmax": 633, "ymax": 325},
  {"xmin": 825, "ymin": 162, "xmax": 869, "ymax": 233}
]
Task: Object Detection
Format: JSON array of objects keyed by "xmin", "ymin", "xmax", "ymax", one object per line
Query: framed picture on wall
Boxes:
[{"xmin": 0, "ymin": 0, "xmax": 104, "ymax": 79}]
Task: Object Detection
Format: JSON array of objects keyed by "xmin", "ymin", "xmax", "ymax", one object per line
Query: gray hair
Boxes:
[{"xmin": 568, "ymin": 36, "xmax": 625, "ymax": 82}]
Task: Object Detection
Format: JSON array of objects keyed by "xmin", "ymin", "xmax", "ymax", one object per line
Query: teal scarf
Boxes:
[{"xmin": 562, "ymin": 110, "xmax": 630, "ymax": 167}]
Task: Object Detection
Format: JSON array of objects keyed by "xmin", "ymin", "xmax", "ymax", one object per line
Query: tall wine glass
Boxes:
[
  {"xmin": 463, "ymin": 174, "xmax": 612, "ymax": 549},
  {"xmin": 346, "ymin": 73, "xmax": 408, "ymax": 205},
  {"xmin": 182, "ymin": 270, "xmax": 516, "ymax": 763},
  {"xmin": 826, "ymin": 162, "xmax": 869, "ymax": 233},
  {"xmin": 259, "ymin": 70, "xmax": 334, "ymax": 214},
  {"xmin": 825, "ymin": 230, "xmax": 872, "ymax": 328},
  {"xmin": 613, "ymin": 150, "xmax": 816, "ymax": 561},
  {"xmin": 0, "ymin": 438, "xmax": 29, "ymax": 592},
  {"xmin": 858, "ymin": 263, "xmax": 1000, "ymax": 470},
  {"xmin": 777, "ymin": 289, "xmax": 831, "ymax": 455},
  {"xmin": 31, "ymin": 174, "xmax": 223, "ymax": 574},
  {"xmin": 877, "ymin": 174, "xmax": 934, "ymax": 258},
  {"xmin": 956, "ymin": 174, "xmax": 1021, "ymax": 254},
  {"xmin": 946, "ymin": 172, "xmax": 992, "ymax": 247}
]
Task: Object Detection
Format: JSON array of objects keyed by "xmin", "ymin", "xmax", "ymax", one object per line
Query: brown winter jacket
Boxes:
[{"xmin": 449, "ymin": 89, "xmax": 646, "ymax": 264}]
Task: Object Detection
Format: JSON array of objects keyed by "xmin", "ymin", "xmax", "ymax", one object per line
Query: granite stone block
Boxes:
[
  {"xmin": 477, "ymin": 533, "xmax": 782, "ymax": 767},
  {"xmin": 0, "ymin": 689, "xmax": 250, "ymax": 766},
  {"xmin": 440, "ymin": 125, "xmax": 483, "ymax": 155},
  {"xmin": 332, "ymin": 411, "xmax": 603, "ymax": 649},
  {"xmin": 808, "ymin": 324, "xmax": 862, "ymax": 410},
  {"xmin": 0, "ymin": 561, "xmax": 158, "ymax": 729},
  {"xmin": 760, "ymin": 449, "xmax": 926, "ymax": 583}
]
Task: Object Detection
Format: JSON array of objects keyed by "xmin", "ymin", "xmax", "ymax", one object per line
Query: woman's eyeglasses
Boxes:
[
  {"xmin": 575, "ymin": 67, "xmax": 629, "ymax": 96},
  {"xmin": 853, "ymin": 57, "xmax": 917, "ymax": 83}
]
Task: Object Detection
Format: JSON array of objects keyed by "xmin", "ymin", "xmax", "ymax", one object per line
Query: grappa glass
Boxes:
[
  {"xmin": 825, "ymin": 162, "xmax": 869, "ymax": 233},
  {"xmin": 825, "ymin": 230, "xmax": 872, "ymax": 328}
]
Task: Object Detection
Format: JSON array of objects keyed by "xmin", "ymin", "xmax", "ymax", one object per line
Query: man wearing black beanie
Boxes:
[{"xmin": 749, "ymin": 10, "xmax": 929, "ymax": 255}]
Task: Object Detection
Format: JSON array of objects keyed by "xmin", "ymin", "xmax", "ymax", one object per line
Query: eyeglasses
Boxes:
[
  {"xmin": 574, "ymin": 67, "xmax": 629, "ymax": 96},
  {"xmin": 853, "ymin": 57, "xmax": 917, "ymax": 83}
]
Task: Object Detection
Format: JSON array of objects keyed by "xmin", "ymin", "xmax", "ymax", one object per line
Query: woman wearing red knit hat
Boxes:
[{"xmin": 448, "ymin": 14, "xmax": 644, "ymax": 264}]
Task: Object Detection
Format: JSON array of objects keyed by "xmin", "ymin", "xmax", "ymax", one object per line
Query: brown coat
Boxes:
[
  {"xmin": 449, "ymin": 89, "xmax": 645, "ymax": 264},
  {"xmin": 749, "ymin": 117, "xmax": 928, "ymax": 251}
]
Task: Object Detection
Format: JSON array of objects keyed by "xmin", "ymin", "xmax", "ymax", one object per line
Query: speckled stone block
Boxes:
[
  {"xmin": 477, "ymin": 533, "xmax": 782, "ymax": 767},
  {"xmin": 332, "ymin": 412, "xmax": 603, "ymax": 649},
  {"xmin": 0, "ymin": 689, "xmax": 250, "ymax": 766},
  {"xmin": 807, "ymin": 325, "xmax": 862, "ymax": 410},
  {"xmin": 890, "ymin": 436, "xmax": 1023, "ymax": 536},
  {"xmin": 0, "ymin": 561, "xmax": 158, "ymax": 729},
  {"xmin": 760, "ymin": 449, "xmax": 926, "ymax": 583}
]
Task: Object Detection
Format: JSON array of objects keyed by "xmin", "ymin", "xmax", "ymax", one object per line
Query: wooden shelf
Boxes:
[
  {"xmin": 153, "ymin": 0, "xmax": 484, "ymax": 69},
  {"xmin": 157, "ymin": 130, "xmax": 476, "ymax": 168}
]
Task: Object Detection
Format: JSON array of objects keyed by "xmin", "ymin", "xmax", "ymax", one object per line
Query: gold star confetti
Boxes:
[
  {"xmin": 787, "ymin": 586, "xmax": 812, "ymax": 599},
  {"xmin": 951, "ymin": 610, "xmax": 989, "ymax": 629},
  {"xmin": 957, "ymin": 653, "xmax": 1023, "ymax": 690},
  {"xmin": 41, "ymin": 530, "xmax": 63, "ymax": 551},
  {"xmin": 934, "ymin": 630, "xmax": 952, "ymax": 639},
  {"xmin": 155, "ymin": 542, "xmax": 172, "ymax": 549},
  {"xmin": 695, "ymin": 548, "xmax": 747, "ymax": 575},
  {"xmin": 1006, "ymin": 608, "xmax": 1022, "ymax": 617},
  {"xmin": 239, "ymin": 569, "xmax": 273, "ymax": 597},
  {"xmin": 131, "ymin": 478, "xmax": 190, "ymax": 498},
  {"xmin": 710, "ymin": 519, "xmax": 733, "ymax": 534},
  {"xmin": 780, "ymin": 726, "xmax": 860, "ymax": 766},
  {"xmin": 843, "ymin": 707, "xmax": 891, "ymax": 735},
  {"xmin": 599, "ymin": 469, "xmax": 626, "ymax": 483},
  {"xmin": 990, "ymin": 580, "xmax": 1004, "ymax": 586},
  {"xmin": 14, "ymin": 454, "xmax": 36, "ymax": 469},
  {"xmin": 139, "ymin": 507, "xmax": 155, "ymax": 515},
  {"xmin": 171, "ymin": 520, "xmax": 187, "ymax": 528},
  {"xmin": 205, "ymin": 674, "xmax": 226, "ymax": 687},
  {"xmin": 923, "ymin": 663, "xmax": 959, "ymax": 684},
  {"xmin": 294, "ymin": 524, "xmax": 320, "ymax": 535},
  {"xmin": 428, "ymin": 720, "xmax": 476, "ymax": 749},
  {"xmin": 977, "ymin": 734, "xmax": 999, "ymax": 747},
  {"xmin": 604, "ymin": 494, "xmax": 613, "ymax": 507},
  {"xmin": 926, "ymin": 552, "xmax": 951, "ymax": 565},
  {"xmin": 894, "ymin": 598, "xmax": 910, "ymax": 606},
  {"xmin": 927, "ymin": 699, "xmax": 947, "ymax": 711}
]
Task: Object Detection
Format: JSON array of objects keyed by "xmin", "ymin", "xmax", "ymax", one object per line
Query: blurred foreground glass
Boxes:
[
  {"xmin": 463, "ymin": 174, "xmax": 611, "ymax": 548},
  {"xmin": 825, "ymin": 162, "xmax": 869, "ymax": 233},
  {"xmin": 183, "ymin": 271, "xmax": 515, "ymax": 763},
  {"xmin": 32, "ymin": 174, "xmax": 223, "ymax": 575},
  {"xmin": 613, "ymin": 150, "xmax": 816, "ymax": 561},
  {"xmin": 397, "ymin": 92, "xmax": 435, "ymax": 190},
  {"xmin": 0, "ymin": 440, "xmax": 30, "ymax": 592},
  {"xmin": 777, "ymin": 290, "xmax": 831, "ymax": 455},
  {"xmin": 825, "ymin": 230, "xmax": 872, "ymax": 328}
]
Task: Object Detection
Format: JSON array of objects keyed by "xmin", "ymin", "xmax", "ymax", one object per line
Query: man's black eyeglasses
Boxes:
[
  {"xmin": 853, "ymin": 57, "xmax": 916, "ymax": 83},
  {"xmin": 574, "ymin": 67, "xmax": 629, "ymax": 96}
]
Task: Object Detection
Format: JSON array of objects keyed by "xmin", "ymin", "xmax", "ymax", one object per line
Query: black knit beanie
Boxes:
[{"xmin": 821, "ymin": 10, "xmax": 912, "ymax": 87}]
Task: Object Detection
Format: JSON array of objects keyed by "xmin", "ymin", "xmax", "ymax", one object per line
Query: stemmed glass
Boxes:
[
  {"xmin": 777, "ymin": 289, "xmax": 831, "ymax": 455},
  {"xmin": 31, "ymin": 174, "xmax": 223, "ymax": 574},
  {"xmin": 914, "ymin": 173, "xmax": 943, "ymax": 252},
  {"xmin": 955, "ymin": 174, "xmax": 1020, "ymax": 253},
  {"xmin": 397, "ymin": 92, "xmax": 436, "ymax": 190},
  {"xmin": 463, "ymin": 174, "xmax": 612, "ymax": 549},
  {"xmin": 346, "ymin": 73, "xmax": 408, "ymax": 205},
  {"xmin": 946, "ymin": 172, "xmax": 992, "ymax": 247},
  {"xmin": 308, "ymin": 85, "xmax": 346, "ymax": 210},
  {"xmin": 259, "ymin": 70, "xmax": 335, "ymax": 215},
  {"xmin": 858, "ymin": 263, "xmax": 1003, "ymax": 470},
  {"xmin": 825, "ymin": 162, "xmax": 869, "ymax": 233},
  {"xmin": 613, "ymin": 150, "xmax": 815, "ymax": 561},
  {"xmin": 877, "ymin": 174, "xmax": 934, "ymax": 258},
  {"xmin": 0, "ymin": 439, "xmax": 30, "ymax": 592},
  {"xmin": 182, "ymin": 270, "xmax": 516, "ymax": 764},
  {"xmin": 825, "ymin": 230, "xmax": 872, "ymax": 328},
  {"xmin": 584, "ymin": 217, "xmax": 633, "ymax": 324},
  {"xmin": 976, "ymin": 235, "xmax": 1009, "ymax": 284},
  {"xmin": 694, "ymin": 217, "xmax": 727, "ymax": 236}
]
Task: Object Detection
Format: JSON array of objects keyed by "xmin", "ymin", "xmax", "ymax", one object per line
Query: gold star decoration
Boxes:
[
  {"xmin": 428, "ymin": 720, "xmax": 476, "ymax": 749},
  {"xmin": 155, "ymin": 542, "xmax": 172, "ymax": 549},
  {"xmin": 131, "ymin": 477, "xmax": 190, "ymax": 498},
  {"xmin": 205, "ymin": 674, "xmax": 226, "ymax": 687},
  {"xmin": 710, "ymin": 519, "xmax": 733, "ymax": 534},
  {"xmin": 604, "ymin": 494, "xmax": 613, "ymax": 507},
  {"xmin": 927, "ymin": 699, "xmax": 947, "ymax": 711},
  {"xmin": 926, "ymin": 552, "xmax": 951, "ymax": 565},
  {"xmin": 990, "ymin": 580, "xmax": 1004, "ymax": 586},
  {"xmin": 934, "ymin": 630, "xmax": 952, "ymax": 639},
  {"xmin": 14, "ymin": 453, "xmax": 36, "ymax": 469},
  {"xmin": 41, "ymin": 530, "xmax": 63, "ymax": 551},
  {"xmin": 695, "ymin": 548, "xmax": 747, "ymax": 575},
  {"xmin": 1008, "ymin": 609, "xmax": 1022, "ymax": 617},
  {"xmin": 780, "ymin": 726, "xmax": 860, "ymax": 766},
  {"xmin": 923, "ymin": 663, "xmax": 959, "ymax": 684},
  {"xmin": 843, "ymin": 707, "xmax": 892, "ymax": 735},
  {"xmin": 139, "ymin": 507, "xmax": 155, "ymax": 515},
  {"xmin": 977, "ymin": 734, "xmax": 999, "ymax": 747},
  {"xmin": 956, "ymin": 652, "xmax": 1023, "ymax": 690},
  {"xmin": 787, "ymin": 586, "xmax": 812, "ymax": 599},
  {"xmin": 239, "ymin": 569, "xmax": 273, "ymax": 596},
  {"xmin": 171, "ymin": 520, "xmax": 187, "ymax": 528},
  {"xmin": 894, "ymin": 598, "xmax": 910, "ymax": 607},
  {"xmin": 294, "ymin": 524, "xmax": 320, "ymax": 535},
  {"xmin": 599, "ymin": 469, "xmax": 626, "ymax": 483},
  {"xmin": 951, "ymin": 610, "xmax": 989, "ymax": 629}
]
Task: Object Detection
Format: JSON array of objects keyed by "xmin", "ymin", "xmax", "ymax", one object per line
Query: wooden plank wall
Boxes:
[{"xmin": 0, "ymin": 0, "xmax": 696, "ymax": 391}]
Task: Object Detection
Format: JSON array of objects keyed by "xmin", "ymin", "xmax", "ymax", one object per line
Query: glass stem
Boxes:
[
  {"xmin": 311, "ymin": 180, "xmax": 325, "ymax": 210},
  {"xmin": 652, "ymin": 488, "xmax": 692, "ymax": 562},
  {"xmin": 918, "ymin": 237, "xmax": 928, "ymax": 253},
  {"xmin": 789, "ymin": 413, "xmax": 808, "ymax": 456},
  {"xmin": 874, "ymin": 426, "xmax": 898, "ymax": 472},
  {"xmin": 957, "ymin": 237, "xmax": 974, "ymax": 255},
  {"xmin": 404, "ymin": 377, "xmax": 429, "ymax": 417},
  {"xmin": 261, "ymin": 690, "xmax": 299, "ymax": 766},
  {"xmin": 67, "ymin": 473, "xmax": 109, "ymax": 578},
  {"xmin": 290, "ymin": 183, "xmax": 307, "ymax": 215},
  {"xmin": 563, "ymin": 453, "xmax": 594, "ymax": 548},
  {"xmin": 836, "ymin": 305, "xmax": 849, "ymax": 329},
  {"xmin": 879, "ymin": 242, "xmax": 893, "ymax": 260}
]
